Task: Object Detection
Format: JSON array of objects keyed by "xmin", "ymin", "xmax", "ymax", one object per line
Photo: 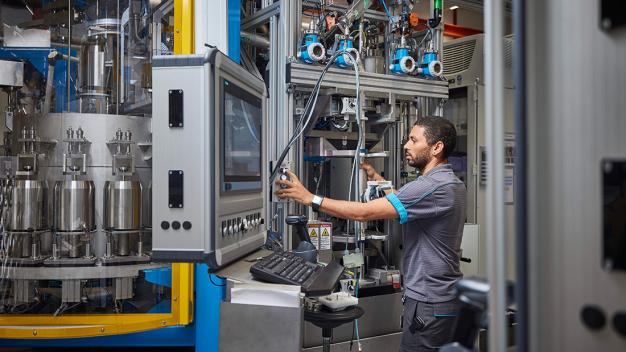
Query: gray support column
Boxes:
[{"xmin": 484, "ymin": 0, "xmax": 507, "ymax": 351}]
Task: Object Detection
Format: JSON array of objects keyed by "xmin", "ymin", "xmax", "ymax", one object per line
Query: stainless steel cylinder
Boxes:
[
  {"xmin": 53, "ymin": 243, "xmax": 60, "ymax": 259},
  {"xmin": 81, "ymin": 45, "xmax": 111, "ymax": 91},
  {"xmin": 103, "ymin": 180, "xmax": 142, "ymax": 230},
  {"xmin": 7, "ymin": 180, "xmax": 48, "ymax": 231},
  {"xmin": 85, "ymin": 242, "xmax": 91, "ymax": 258},
  {"xmin": 20, "ymin": 235, "xmax": 32, "ymax": 258},
  {"xmin": 68, "ymin": 234, "xmax": 81, "ymax": 258},
  {"xmin": 117, "ymin": 233, "xmax": 129, "ymax": 256},
  {"xmin": 31, "ymin": 240, "xmax": 39, "ymax": 259},
  {"xmin": 364, "ymin": 56, "xmax": 385, "ymax": 74},
  {"xmin": 54, "ymin": 180, "xmax": 96, "ymax": 231}
]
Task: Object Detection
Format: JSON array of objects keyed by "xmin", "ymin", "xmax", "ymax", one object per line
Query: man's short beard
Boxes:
[{"xmin": 408, "ymin": 148, "xmax": 432, "ymax": 173}]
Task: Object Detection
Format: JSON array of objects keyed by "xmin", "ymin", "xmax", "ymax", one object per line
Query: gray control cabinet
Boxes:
[{"xmin": 152, "ymin": 49, "xmax": 267, "ymax": 268}]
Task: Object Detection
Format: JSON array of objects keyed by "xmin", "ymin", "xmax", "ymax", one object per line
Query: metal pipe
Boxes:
[
  {"xmin": 106, "ymin": 237, "xmax": 112, "ymax": 257},
  {"xmin": 118, "ymin": 233, "xmax": 129, "ymax": 256},
  {"xmin": 53, "ymin": 243, "xmax": 60, "ymax": 259},
  {"xmin": 432, "ymin": 0, "xmax": 445, "ymax": 116},
  {"xmin": 513, "ymin": 0, "xmax": 528, "ymax": 350},
  {"xmin": 50, "ymin": 42, "xmax": 83, "ymax": 51},
  {"xmin": 69, "ymin": 234, "xmax": 80, "ymax": 258},
  {"xmin": 137, "ymin": 236, "xmax": 143, "ymax": 256},
  {"xmin": 240, "ymin": 31, "xmax": 270, "ymax": 49},
  {"xmin": 20, "ymin": 235, "xmax": 31, "ymax": 258},
  {"xmin": 241, "ymin": 3, "xmax": 268, "ymax": 35},
  {"xmin": 44, "ymin": 61, "xmax": 56, "ymax": 113},
  {"xmin": 485, "ymin": 0, "xmax": 507, "ymax": 351},
  {"xmin": 31, "ymin": 239, "xmax": 39, "ymax": 259},
  {"xmin": 44, "ymin": 51, "xmax": 79, "ymax": 113}
]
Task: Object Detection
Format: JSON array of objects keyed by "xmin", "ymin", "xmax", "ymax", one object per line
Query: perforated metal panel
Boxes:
[
  {"xmin": 443, "ymin": 39, "xmax": 476, "ymax": 75},
  {"xmin": 503, "ymin": 38, "xmax": 514, "ymax": 70}
]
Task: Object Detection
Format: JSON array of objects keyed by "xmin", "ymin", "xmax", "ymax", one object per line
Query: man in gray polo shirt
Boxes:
[{"xmin": 275, "ymin": 116, "xmax": 467, "ymax": 351}]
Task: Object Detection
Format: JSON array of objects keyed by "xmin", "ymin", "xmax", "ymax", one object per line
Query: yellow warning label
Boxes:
[
  {"xmin": 322, "ymin": 228, "xmax": 330, "ymax": 236},
  {"xmin": 310, "ymin": 229, "xmax": 317, "ymax": 237}
]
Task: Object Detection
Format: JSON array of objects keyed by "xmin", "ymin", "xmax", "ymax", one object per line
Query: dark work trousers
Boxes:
[{"xmin": 399, "ymin": 296, "xmax": 460, "ymax": 352}]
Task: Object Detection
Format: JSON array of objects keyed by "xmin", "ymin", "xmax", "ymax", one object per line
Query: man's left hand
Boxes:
[{"xmin": 274, "ymin": 169, "xmax": 315, "ymax": 206}]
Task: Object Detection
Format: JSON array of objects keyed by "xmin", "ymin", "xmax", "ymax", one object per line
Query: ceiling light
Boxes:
[{"xmin": 449, "ymin": 6, "xmax": 459, "ymax": 10}]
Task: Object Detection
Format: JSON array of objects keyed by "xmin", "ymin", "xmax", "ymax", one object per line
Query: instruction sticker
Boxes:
[{"xmin": 320, "ymin": 224, "xmax": 332, "ymax": 250}]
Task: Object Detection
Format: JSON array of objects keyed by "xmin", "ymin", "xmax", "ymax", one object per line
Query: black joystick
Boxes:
[{"xmin": 285, "ymin": 214, "xmax": 312, "ymax": 244}]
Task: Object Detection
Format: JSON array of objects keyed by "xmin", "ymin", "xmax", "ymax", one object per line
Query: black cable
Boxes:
[
  {"xmin": 350, "ymin": 320, "xmax": 355, "ymax": 350},
  {"xmin": 409, "ymin": 23, "xmax": 430, "ymax": 39},
  {"xmin": 209, "ymin": 275, "xmax": 226, "ymax": 287},
  {"xmin": 268, "ymin": 50, "xmax": 360, "ymax": 186}
]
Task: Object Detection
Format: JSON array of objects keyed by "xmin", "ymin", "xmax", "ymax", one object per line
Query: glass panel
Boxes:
[
  {"xmin": 0, "ymin": 0, "xmax": 175, "ymax": 316},
  {"xmin": 444, "ymin": 87, "xmax": 469, "ymax": 185}
]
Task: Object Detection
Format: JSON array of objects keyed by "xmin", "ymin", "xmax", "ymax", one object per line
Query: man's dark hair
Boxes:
[{"xmin": 414, "ymin": 116, "xmax": 457, "ymax": 159}]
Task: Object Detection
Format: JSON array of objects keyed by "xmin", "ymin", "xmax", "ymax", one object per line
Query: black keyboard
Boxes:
[{"xmin": 250, "ymin": 251, "xmax": 344, "ymax": 297}]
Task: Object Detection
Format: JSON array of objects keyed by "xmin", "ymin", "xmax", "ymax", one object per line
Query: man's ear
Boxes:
[{"xmin": 435, "ymin": 141, "xmax": 445, "ymax": 155}]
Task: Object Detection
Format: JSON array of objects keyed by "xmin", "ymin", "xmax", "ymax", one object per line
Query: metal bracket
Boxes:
[
  {"xmin": 137, "ymin": 141, "xmax": 152, "ymax": 161},
  {"xmin": 285, "ymin": 83, "xmax": 296, "ymax": 94}
]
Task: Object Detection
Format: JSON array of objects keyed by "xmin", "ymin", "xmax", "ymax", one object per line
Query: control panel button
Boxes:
[
  {"xmin": 183, "ymin": 221, "xmax": 192, "ymax": 230},
  {"xmin": 259, "ymin": 218, "xmax": 265, "ymax": 225},
  {"xmin": 161, "ymin": 221, "xmax": 170, "ymax": 230},
  {"xmin": 581, "ymin": 305, "xmax": 606, "ymax": 330},
  {"xmin": 172, "ymin": 221, "xmax": 181, "ymax": 230},
  {"xmin": 222, "ymin": 226, "xmax": 228, "ymax": 236},
  {"xmin": 613, "ymin": 311, "xmax": 626, "ymax": 336}
]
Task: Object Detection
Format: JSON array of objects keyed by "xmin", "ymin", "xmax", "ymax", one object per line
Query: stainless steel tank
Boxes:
[
  {"xmin": 54, "ymin": 180, "xmax": 96, "ymax": 231},
  {"xmin": 12, "ymin": 113, "xmax": 152, "ymax": 259},
  {"xmin": 81, "ymin": 45, "xmax": 109, "ymax": 90},
  {"xmin": 103, "ymin": 180, "xmax": 142, "ymax": 256},
  {"xmin": 54, "ymin": 180, "xmax": 96, "ymax": 258},
  {"xmin": 7, "ymin": 180, "xmax": 48, "ymax": 231},
  {"xmin": 103, "ymin": 181, "xmax": 142, "ymax": 230}
]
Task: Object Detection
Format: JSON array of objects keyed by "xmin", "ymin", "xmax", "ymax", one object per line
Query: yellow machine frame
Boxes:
[{"xmin": 0, "ymin": 0, "xmax": 195, "ymax": 338}]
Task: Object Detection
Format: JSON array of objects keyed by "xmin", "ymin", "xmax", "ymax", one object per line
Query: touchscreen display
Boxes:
[{"xmin": 222, "ymin": 79, "xmax": 262, "ymax": 193}]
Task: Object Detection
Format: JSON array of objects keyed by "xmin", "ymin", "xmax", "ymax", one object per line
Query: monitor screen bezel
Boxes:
[{"xmin": 220, "ymin": 77, "xmax": 263, "ymax": 196}]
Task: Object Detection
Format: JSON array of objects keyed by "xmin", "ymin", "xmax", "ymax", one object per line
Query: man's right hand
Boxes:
[{"xmin": 359, "ymin": 160, "xmax": 380, "ymax": 181}]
